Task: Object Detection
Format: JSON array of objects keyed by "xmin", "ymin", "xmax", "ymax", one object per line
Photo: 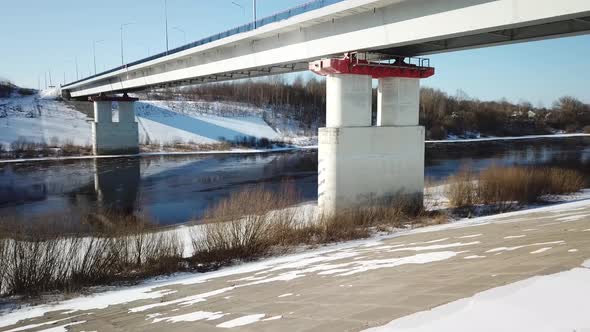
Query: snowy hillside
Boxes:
[
  {"xmin": 0, "ymin": 91, "xmax": 91, "ymax": 146},
  {"xmin": 0, "ymin": 90, "xmax": 312, "ymax": 149},
  {"xmin": 134, "ymin": 100, "xmax": 279, "ymax": 144}
]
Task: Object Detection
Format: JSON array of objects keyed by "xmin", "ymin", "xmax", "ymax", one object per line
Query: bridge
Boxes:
[{"xmin": 61, "ymin": 0, "xmax": 590, "ymax": 214}]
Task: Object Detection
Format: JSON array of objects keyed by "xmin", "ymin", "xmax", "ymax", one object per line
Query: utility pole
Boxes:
[
  {"xmin": 44, "ymin": 72, "xmax": 47, "ymax": 89},
  {"xmin": 165, "ymin": 0, "xmax": 169, "ymax": 54}
]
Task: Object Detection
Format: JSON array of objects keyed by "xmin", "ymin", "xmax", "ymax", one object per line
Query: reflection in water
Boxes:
[
  {"xmin": 0, "ymin": 137, "xmax": 588, "ymax": 227},
  {"xmin": 93, "ymin": 158, "xmax": 140, "ymax": 215}
]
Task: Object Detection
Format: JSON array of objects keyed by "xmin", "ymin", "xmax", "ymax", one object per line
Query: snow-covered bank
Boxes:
[
  {"xmin": 364, "ymin": 259, "xmax": 590, "ymax": 332},
  {"xmin": 134, "ymin": 100, "xmax": 279, "ymax": 144},
  {"xmin": 0, "ymin": 146, "xmax": 317, "ymax": 164},
  {"xmin": 0, "ymin": 92, "xmax": 313, "ymax": 149},
  {"xmin": 426, "ymin": 132, "xmax": 590, "ymax": 143},
  {"xmin": 2, "ymin": 197, "xmax": 590, "ymax": 329},
  {"xmin": 0, "ymin": 94, "xmax": 91, "ymax": 146}
]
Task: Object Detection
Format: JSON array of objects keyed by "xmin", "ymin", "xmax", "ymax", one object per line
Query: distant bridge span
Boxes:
[{"xmin": 62, "ymin": 0, "xmax": 590, "ymax": 98}]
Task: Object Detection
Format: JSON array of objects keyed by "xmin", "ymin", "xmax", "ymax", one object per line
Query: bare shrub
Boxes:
[
  {"xmin": 0, "ymin": 219, "xmax": 184, "ymax": 297},
  {"xmin": 9, "ymin": 137, "xmax": 51, "ymax": 158},
  {"xmin": 1, "ymin": 231, "xmax": 70, "ymax": 296},
  {"xmin": 447, "ymin": 169, "xmax": 478, "ymax": 208},
  {"xmin": 191, "ymin": 186, "xmax": 434, "ymax": 269},
  {"xmin": 114, "ymin": 225, "xmax": 184, "ymax": 275},
  {"xmin": 192, "ymin": 185, "xmax": 299, "ymax": 265},
  {"xmin": 49, "ymin": 136, "xmax": 60, "ymax": 147},
  {"xmin": 60, "ymin": 140, "xmax": 92, "ymax": 156}
]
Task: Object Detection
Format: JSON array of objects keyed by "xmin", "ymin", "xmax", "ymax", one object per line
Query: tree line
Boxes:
[{"xmin": 149, "ymin": 76, "xmax": 590, "ymax": 139}]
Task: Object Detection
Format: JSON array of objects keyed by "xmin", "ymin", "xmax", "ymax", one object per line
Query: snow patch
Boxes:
[
  {"xmin": 458, "ymin": 234, "xmax": 482, "ymax": 239},
  {"xmin": 151, "ymin": 311, "xmax": 226, "ymax": 323},
  {"xmin": 486, "ymin": 241, "xmax": 564, "ymax": 253},
  {"xmin": 363, "ymin": 264, "xmax": 590, "ymax": 332},
  {"xmin": 504, "ymin": 235, "xmax": 526, "ymax": 239},
  {"xmin": 389, "ymin": 242, "xmax": 480, "ymax": 252},
  {"xmin": 217, "ymin": 314, "xmax": 266, "ymax": 328},
  {"xmin": 530, "ymin": 247, "xmax": 552, "ymax": 254}
]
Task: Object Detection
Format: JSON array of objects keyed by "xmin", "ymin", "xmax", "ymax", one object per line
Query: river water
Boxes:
[{"xmin": 0, "ymin": 137, "xmax": 588, "ymax": 227}]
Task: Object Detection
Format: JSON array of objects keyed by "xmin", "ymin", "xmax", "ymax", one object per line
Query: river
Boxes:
[{"xmin": 0, "ymin": 137, "xmax": 588, "ymax": 227}]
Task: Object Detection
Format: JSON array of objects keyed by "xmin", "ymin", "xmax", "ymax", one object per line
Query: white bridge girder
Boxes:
[{"xmin": 63, "ymin": 0, "xmax": 590, "ymax": 97}]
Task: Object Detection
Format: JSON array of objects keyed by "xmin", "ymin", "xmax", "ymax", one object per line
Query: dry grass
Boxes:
[
  {"xmin": 59, "ymin": 140, "xmax": 92, "ymax": 156},
  {"xmin": 0, "ymin": 137, "xmax": 92, "ymax": 159},
  {"xmin": 447, "ymin": 169, "xmax": 478, "ymax": 208},
  {"xmin": 0, "ymin": 221, "xmax": 184, "ymax": 297},
  {"xmin": 448, "ymin": 166, "xmax": 586, "ymax": 211},
  {"xmin": 191, "ymin": 187, "xmax": 438, "ymax": 269},
  {"xmin": 159, "ymin": 140, "xmax": 232, "ymax": 152},
  {"xmin": 191, "ymin": 185, "xmax": 299, "ymax": 265}
]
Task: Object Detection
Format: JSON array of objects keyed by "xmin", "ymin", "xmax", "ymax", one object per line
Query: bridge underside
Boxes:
[{"xmin": 379, "ymin": 15, "xmax": 590, "ymax": 55}]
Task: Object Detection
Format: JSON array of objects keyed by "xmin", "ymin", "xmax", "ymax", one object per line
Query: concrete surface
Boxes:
[
  {"xmin": 92, "ymin": 101, "xmax": 139, "ymax": 155},
  {"xmin": 377, "ymin": 77, "xmax": 419, "ymax": 126},
  {"xmin": 319, "ymin": 73, "xmax": 424, "ymax": 214},
  {"xmin": 318, "ymin": 126, "xmax": 424, "ymax": 213}
]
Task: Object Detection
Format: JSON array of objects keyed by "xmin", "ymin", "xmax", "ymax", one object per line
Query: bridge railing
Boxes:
[
  {"xmin": 63, "ymin": 0, "xmax": 346, "ymax": 88},
  {"xmin": 353, "ymin": 52, "xmax": 433, "ymax": 69}
]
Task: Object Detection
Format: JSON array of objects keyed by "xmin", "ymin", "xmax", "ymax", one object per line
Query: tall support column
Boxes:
[
  {"xmin": 118, "ymin": 101, "xmax": 136, "ymax": 123},
  {"xmin": 91, "ymin": 95, "xmax": 139, "ymax": 155},
  {"xmin": 93, "ymin": 101, "xmax": 112, "ymax": 123},
  {"xmin": 313, "ymin": 53, "xmax": 432, "ymax": 215},
  {"xmin": 377, "ymin": 77, "xmax": 420, "ymax": 126},
  {"xmin": 376, "ymin": 76, "xmax": 425, "ymax": 205},
  {"xmin": 326, "ymin": 74, "xmax": 372, "ymax": 127}
]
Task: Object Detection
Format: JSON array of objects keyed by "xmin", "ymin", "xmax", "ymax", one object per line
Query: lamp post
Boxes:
[
  {"xmin": 165, "ymin": 0, "xmax": 169, "ymax": 54},
  {"xmin": 253, "ymin": 0, "xmax": 257, "ymax": 28},
  {"xmin": 231, "ymin": 1, "xmax": 245, "ymax": 15},
  {"xmin": 172, "ymin": 26, "xmax": 186, "ymax": 45},
  {"xmin": 120, "ymin": 22, "xmax": 135, "ymax": 65},
  {"xmin": 93, "ymin": 39, "xmax": 104, "ymax": 75}
]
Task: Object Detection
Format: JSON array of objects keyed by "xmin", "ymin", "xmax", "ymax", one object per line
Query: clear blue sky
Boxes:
[{"xmin": 0, "ymin": 0, "xmax": 589, "ymax": 106}]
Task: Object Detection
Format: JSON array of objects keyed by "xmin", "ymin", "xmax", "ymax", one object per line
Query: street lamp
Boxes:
[
  {"xmin": 164, "ymin": 0, "xmax": 169, "ymax": 54},
  {"xmin": 253, "ymin": 0, "xmax": 257, "ymax": 28},
  {"xmin": 231, "ymin": 1, "xmax": 245, "ymax": 15},
  {"xmin": 172, "ymin": 26, "xmax": 186, "ymax": 45},
  {"xmin": 233, "ymin": 1, "xmax": 256, "ymax": 27},
  {"xmin": 93, "ymin": 39, "xmax": 104, "ymax": 75},
  {"xmin": 120, "ymin": 22, "xmax": 135, "ymax": 65}
]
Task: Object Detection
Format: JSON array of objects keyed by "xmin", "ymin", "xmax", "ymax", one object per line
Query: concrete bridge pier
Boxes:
[
  {"xmin": 312, "ymin": 54, "xmax": 433, "ymax": 215},
  {"xmin": 90, "ymin": 95, "xmax": 139, "ymax": 155}
]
